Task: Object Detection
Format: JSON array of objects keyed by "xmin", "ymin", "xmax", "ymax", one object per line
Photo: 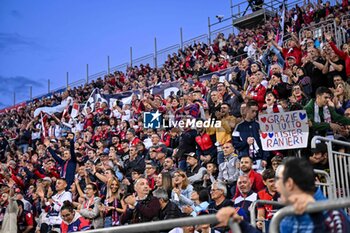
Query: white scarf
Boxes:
[{"xmin": 314, "ymin": 103, "xmax": 331, "ymax": 123}]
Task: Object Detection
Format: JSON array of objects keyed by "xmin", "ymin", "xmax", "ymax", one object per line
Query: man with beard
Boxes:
[{"xmin": 234, "ymin": 156, "xmax": 264, "ymax": 196}]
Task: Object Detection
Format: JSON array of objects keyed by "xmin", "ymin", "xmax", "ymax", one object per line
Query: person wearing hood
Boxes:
[{"xmin": 60, "ymin": 201, "xmax": 90, "ymax": 233}]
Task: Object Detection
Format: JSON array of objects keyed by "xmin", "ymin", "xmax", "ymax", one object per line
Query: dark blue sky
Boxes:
[{"xmin": 0, "ymin": 0, "xmax": 234, "ymax": 108}]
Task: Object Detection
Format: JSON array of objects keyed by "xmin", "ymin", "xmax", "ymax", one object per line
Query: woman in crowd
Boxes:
[
  {"xmin": 203, "ymin": 162, "xmax": 218, "ymax": 188},
  {"xmin": 289, "ymin": 84, "xmax": 310, "ymax": 110},
  {"xmin": 331, "ymin": 81, "xmax": 350, "ymax": 115},
  {"xmin": 100, "ymin": 177, "xmax": 125, "ymax": 227},
  {"xmin": 326, "ymin": 33, "xmax": 350, "ymax": 78},
  {"xmin": 119, "ymin": 120, "xmax": 130, "ymax": 140},
  {"xmin": 172, "ymin": 170, "xmax": 194, "ymax": 211},
  {"xmin": 295, "ymin": 66, "xmax": 312, "ymax": 96},
  {"xmin": 186, "ymin": 187, "xmax": 210, "ymax": 217},
  {"xmin": 74, "ymin": 182, "xmax": 103, "ymax": 229},
  {"xmin": 155, "ymin": 172, "xmax": 173, "ymax": 198}
]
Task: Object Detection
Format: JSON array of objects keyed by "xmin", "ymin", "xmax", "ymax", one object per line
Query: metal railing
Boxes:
[
  {"xmin": 210, "ymin": 25, "xmax": 235, "ymax": 42},
  {"xmin": 156, "ymin": 44, "xmax": 180, "ymax": 68},
  {"xmin": 314, "ymin": 169, "xmax": 333, "ymax": 199},
  {"xmin": 340, "ymin": 14, "xmax": 350, "ymax": 45},
  {"xmin": 77, "ymin": 214, "xmax": 241, "ymax": 233},
  {"xmin": 183, "ymin": 34, "xmax": 209, "ymax": 48},
  {"xmin": 70, "ymin": 78, "xmax": 86, "ymax": 89},
  {"xmin": 299, "ymin": 19, "xmax": 346, "ymax": 48},
  {"xmin": 132, "ymin": 53, "xmax": 154, "ymax": 68},
  {"xmin": 8, "ymin": 0, "xmax": 344, "ymax": 110},
  {"xmin": 311, "ymin": 136, "xmax": 350, "ymax": 201},
  {"xmin": 250, "ymin": 200, "xmax": 285, "ymax": 229},
  {"xmin": 269, "ymin": 198, "xmax": 350, "ymax": 233},
  {"xmin": 110, "ymin": 63, "xmax": 129, "ymax": 73},
  {"xmin": 231, "ymin": 0, "xmax": 284, "ymax": 19},
  {"xmin": 88, "ymin": 71, "xmax": 108, "ymax": 83}
]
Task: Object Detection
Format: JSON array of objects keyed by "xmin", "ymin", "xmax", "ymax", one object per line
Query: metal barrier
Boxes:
[
  {"xmin": 132, "ymin": 53, "xmax": 154, "ymax": 68},
  {"xmin": 8, "ymin": 0, "xmax": 345, "ymax": 110},
  {"xmin": 299, "ymin": 19, "xmax": 345, "ymax": 48},
  {"xmin": 183, "ymin": 34, "xmax": 208, "ymax": 48},
  {"xmin": 77, "ymin": 214, "xmax": 241, "ymax": 233},
  {"xmin": 269, "ymin": 198, "xmax": 350, "ymax": 233},
  {"xmin": 230, "ymin": 0, "xmax": 308, "ymax": 20},
  {"xmin": 210, "ymin": 25, "xmax": 235, "ymax": 42},
  {"xmin": 311, "ymin": 136, "xmax": 350, "ymax": 201},
  {"xmin": 50, "ymin": 85, "xmax": 66, "ymax": 94},
  {"xmin": 250, "ymin": 200, "xmax": 285, "ymax": 230},
  {"xmin": 88, "ymin": 71, "xmax": 108, "ymax": 83},
  {"xmin": 110, "ymin": 63, "xmax": 129, "ymax": 73},
  {"xmin": 340, "ymin": 14, "xmax": 350, "ymax": 45},
  {"xmin": 156, "ymin": 44, "xmax": 180, "ymax": 68},
  {"xmin": 69, "ymin": 78, "xmax": 86, "ymax": 89},
  {"xmin": 249, "ymin": 170, "xmax": 333, "ymax": 232},
  {"xmin": 314, "ymin": 169, "xmax": 333, "ymax": 199}
]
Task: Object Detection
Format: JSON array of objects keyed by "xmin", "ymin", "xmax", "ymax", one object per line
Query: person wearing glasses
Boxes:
[
  {"xmin": 289, "ymin": 84, "xmax": 309, "ymax": 110},
  {"xmin": 74, "ymin": 182, "xmax": 103, "ymax": 229},
  {"xmin": 171, "ymin": 171, "xmax": 194, "ymax": 212},
  {"xmin": 270, "ymin": 155, "xmax": 283, "ymax": 171},
  {"xmin": 60, "ymin": 201, "xmax": 90, "ymax": 233},
  {"xmin": 145, "ymin": 161, "xmax": 158, "ymax": 191}
]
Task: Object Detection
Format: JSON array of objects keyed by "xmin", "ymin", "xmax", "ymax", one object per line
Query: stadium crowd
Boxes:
[{"xmin": 0, "ymin": 1, "xmax": 350, "ymax": 233}]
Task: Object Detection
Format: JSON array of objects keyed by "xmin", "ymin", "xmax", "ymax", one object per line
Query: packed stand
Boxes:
[{"xmin": 1, "ymin": 1, "xmax": 350, "ymax": 233}]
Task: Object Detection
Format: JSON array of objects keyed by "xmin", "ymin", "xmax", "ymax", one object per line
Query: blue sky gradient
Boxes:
[{"xmin": 0, "ymin": 0, "xmax": 233, "ymax": 108}]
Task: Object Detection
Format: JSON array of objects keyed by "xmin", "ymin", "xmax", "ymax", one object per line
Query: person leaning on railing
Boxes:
[{"xmin": 216, "ymin": 157, "xmax": 350, "ymax": 233}]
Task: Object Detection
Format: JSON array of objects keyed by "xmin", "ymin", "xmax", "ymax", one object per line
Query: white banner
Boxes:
[{"xmin": 258, "ymin": 110, "xmax": 309, "ymax": 151}]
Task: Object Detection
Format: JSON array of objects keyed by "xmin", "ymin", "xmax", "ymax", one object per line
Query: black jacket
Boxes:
[
  {"xmin": 159, "ymin": 201, "xmax": 182, "ymax": 220},
  {"xmin": 175, "ymin": 129, "xmax": 197, "ymax": 161},
  {"xmin": 124, "ymin": 155, "xmax": 145, "ymax": 179}
]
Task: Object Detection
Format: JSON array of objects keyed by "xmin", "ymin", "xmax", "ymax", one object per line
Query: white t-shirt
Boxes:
[
  {"xmin": 31, "ymin": 123, "xmax": 41, "ymax": 140},
  {"xmin": 122, "ymin": 109, "xmax": 131, "ymax": 121}
]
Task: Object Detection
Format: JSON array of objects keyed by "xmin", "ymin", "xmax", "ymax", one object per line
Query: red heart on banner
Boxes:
[
  {"xmin": 261, "ymin": 117, "xmax": 267, "ymax": 123},
  {"xmin": 261, "ymin": 133, "xmax": 267, "ymax": 139}
]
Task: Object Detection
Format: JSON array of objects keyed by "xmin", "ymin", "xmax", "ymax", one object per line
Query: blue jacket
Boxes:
[
  {"xmin": 279, "ymin": 188, "xmax": 350, "ymax": 233},
  {"xmin": 48, "ymin": 140, "xmax": 77, "ymax": 190},
  {"xmin": 261, "ymin": 45, "xmax": 285, "ymax": 74},
  {"xmin": 232, "ymin": 120, "xmax": 269, "ymax": 161}
]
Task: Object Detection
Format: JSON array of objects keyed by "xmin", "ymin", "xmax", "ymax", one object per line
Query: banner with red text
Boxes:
[{"xmin": 258, "ymin": 110, "xmax": 309, "ymax": 151}]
